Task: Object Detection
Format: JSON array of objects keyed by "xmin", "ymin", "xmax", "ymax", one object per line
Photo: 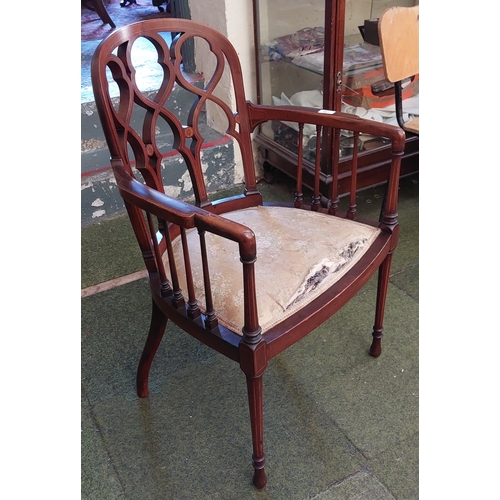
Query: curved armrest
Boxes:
[
  {"xmin": 246, "ymin": 102, "xmax": 406, "ymax": 152},
  {"xmin": 113, "ymin": 159, "xmax": 261, "ymax": 339},
  {"xmin": 245, "ymin": 102, "xmax": 405, "ymax": 235},
  {"xmin": 112, "ymin": 160, "xmax": 257, "ymax": 260}
]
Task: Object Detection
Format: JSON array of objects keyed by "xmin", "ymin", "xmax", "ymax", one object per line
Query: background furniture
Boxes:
[
  {"xmin": 91, "ymin": 18, "xmax": 405, "ymax": 488},
  {"xmin": 83, "ymin": 0, "xmax": 116, "ymax": 29},
  {"xmin": 378, "ymin": 5, "xmax": 419, "ymax": 134},
  {"xmin": 152, "ymin": 0, "xmax": 170, "ymax": 12},
  {"xmin": 252, "ymin": 0, "xmax": 419, "ymax": 197}
]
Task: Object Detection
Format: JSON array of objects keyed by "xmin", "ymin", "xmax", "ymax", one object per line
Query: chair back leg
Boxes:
[{"xmin": 137, "ymin": 299, "xmax": 169, "ymax": 398}]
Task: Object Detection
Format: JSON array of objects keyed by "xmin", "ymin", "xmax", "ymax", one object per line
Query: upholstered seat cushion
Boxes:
[{"xmin": 164, "ymin": 206, "xmax": 380, "ymax": 334}]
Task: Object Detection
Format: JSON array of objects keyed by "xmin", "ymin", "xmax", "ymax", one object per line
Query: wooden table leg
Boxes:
[{"xmin": 88, "ymin": 0, "xmax": 116, "ymax": 29}]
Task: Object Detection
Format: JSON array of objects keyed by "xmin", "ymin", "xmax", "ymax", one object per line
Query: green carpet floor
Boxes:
[{"xmin": 81, "ymin": 173, "xmax": 419, "ymax": 499}]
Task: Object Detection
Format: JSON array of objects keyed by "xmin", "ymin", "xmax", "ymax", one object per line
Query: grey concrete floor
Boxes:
[{"xmin": 81, "ymin": 175, "xmax": 419, "ymax": 499}]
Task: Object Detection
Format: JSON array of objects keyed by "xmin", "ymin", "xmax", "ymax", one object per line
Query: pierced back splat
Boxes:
[{"xmin": 92, "ymin": 20, "xmax": 257, "ymax": 208}]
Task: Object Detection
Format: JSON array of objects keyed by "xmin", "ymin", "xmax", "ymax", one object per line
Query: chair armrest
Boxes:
[
  {"xmin": 113, "ymin": 159, "xmax": 261, "ymax": 339},
  {"xmin": 246, "ymin": 102, "xmax": 406, "ymax": 152},
  {"xmin": 112, "ymin": 160, "xmax": 257, "ymax": 260},
  {"xmin": 245, "ymin": 102, "xmax": 405, "ymax": 235}
]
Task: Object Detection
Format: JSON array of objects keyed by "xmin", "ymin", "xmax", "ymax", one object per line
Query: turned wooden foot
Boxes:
[
  {"xmin": 369, "ymin": 329, "xmax": 383, "ymax": 357},
  {"xmin": 252, "ymin": 456, "xmax": 267, "ymax": 489}
]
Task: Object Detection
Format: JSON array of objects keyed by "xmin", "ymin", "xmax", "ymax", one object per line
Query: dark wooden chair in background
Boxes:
[
  {"xmin": 378, "ymin": 5, "xmax": 419, "ymax": 134},
  {"xmin": 82, "ymin": 0, "xmax": 116, "ymax": 29},
  {"xmin": 91, "ymin": 19, "xmax": 406, "ymax": 489}
]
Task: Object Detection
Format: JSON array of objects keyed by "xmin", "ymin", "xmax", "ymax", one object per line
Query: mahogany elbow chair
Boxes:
[
  {"xmin": 378, "ymin": 5, "xmax": 419, "ymax": 135},
  {"xmin": 91, "ymin": 19, "xmax": 406, "ymax": 489}
]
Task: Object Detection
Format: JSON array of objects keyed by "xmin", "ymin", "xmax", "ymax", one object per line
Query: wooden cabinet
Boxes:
[{"xmin": 252, "ymin": 0, "xmax": 419, "ymax": 196}]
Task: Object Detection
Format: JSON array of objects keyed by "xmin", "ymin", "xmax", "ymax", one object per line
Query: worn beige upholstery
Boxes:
[{"xmin": 166, "ymin": 206, "xmax": 381, "ymax": 333}]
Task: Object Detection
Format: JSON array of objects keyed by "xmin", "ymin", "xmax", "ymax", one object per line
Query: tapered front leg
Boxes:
[
  {"xmin": 137, "ymin": 299, "xmax": 168, "ymax": 398},
  {"xmin": 246, "ymin": 374, "xmax": 267, "ymax": 489},
  {"xmin": 240, "ymin": 340, "xmax": 268, "ymax": 488},
  {"xmin": 370, "ymin": 252, "xmax": 393, "ymax": 357}
]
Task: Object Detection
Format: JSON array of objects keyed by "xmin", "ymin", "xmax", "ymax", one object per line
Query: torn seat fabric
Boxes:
[{"xmin": 165, "ymin": 206, "xmax": 381, "ymax": 334}]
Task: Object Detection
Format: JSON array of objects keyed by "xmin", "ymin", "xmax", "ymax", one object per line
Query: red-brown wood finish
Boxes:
[{"xmin": 91, "ymin": 19, "xmax": 405, "ymax": 489}]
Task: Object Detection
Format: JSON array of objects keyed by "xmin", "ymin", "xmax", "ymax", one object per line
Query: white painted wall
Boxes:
[
  {"xmin": 188, "ymin": 0, "xmax": 257, "ymax": 183},
  {"xmin": 188, "ymin": 0, "xmax": 256, "ymax": 102}
]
